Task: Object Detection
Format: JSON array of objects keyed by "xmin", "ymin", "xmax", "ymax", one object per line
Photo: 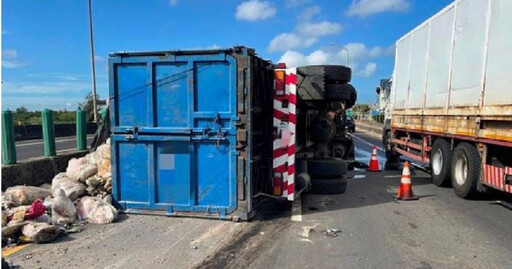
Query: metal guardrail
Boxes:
[{"xmin": 1, "ymin": 109, "xmax": 89, "ymax": 165}]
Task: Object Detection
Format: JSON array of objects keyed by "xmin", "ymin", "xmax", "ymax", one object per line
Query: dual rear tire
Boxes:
[
  {"xmin": 308, "ymin": 159, "xmax": 347, "ymax": 194},
  {"xmin": 430, "ymin": 139, "xmax": 481, "ymax": 199}
]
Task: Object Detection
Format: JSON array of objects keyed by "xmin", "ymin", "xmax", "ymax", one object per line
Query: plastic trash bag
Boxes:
[
  {"xmin": 76, "ymin": 196, "xmax": 117, "ymax": 224},
  {"xmin": 51, "ymin": 189, "xmax": 76, "ymax": 225},
  {"xmin": 66, "ymin": 158, "xmax": 97, "ymax": 182},
  {"xmin": 4, "ymin": 186, "xmax": 51, "ymax": 207},
  {"xmin": 2, "ymin": 221, "xmax": 29, "ymax": 238},
  {"xmin": 52, "ymin": 173, "xmax": 86, "ymax": 201},
  {"xmin": 22, "ymin": 222, "xmax": 60, "ymax": 243}
]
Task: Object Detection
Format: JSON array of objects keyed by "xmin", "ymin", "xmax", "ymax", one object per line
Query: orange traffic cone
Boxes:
[
  {"xmin": 394, "ymin": 161, "xmax": 418, "ymax": 200},
  {"xmin": 367, "ymin": 145, "xmax": 380, "ymax": 172}
]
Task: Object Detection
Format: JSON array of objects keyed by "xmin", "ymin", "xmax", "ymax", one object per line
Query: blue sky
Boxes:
[{"xmin": 2, "ymin": 0, "xmax": 452, "ymax": 111}]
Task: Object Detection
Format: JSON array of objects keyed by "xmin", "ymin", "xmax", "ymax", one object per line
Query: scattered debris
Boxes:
[
  {"xmin": 76, "ymin": 196, "xmax": 117, "ymax": 224},
  {"xmin": 52, "ymin": 189, "xmax": 77, "ymax": 224},
  {"xmin": 491, "ymin": 200, "xmax": 512, "ymax": 210},
  {"xmin": 51, "ymin": 173, "xmax": 86, "ymax": 201},
  {"xmin": 3, "ymin": 186, "xmax": 51, "ymax": 207},
  {"xmin": 322, "ymin": 228, "xmax": 342, "ymax": 237},
  {"xmin": 1, "ymin": 138, "xmax": 115, "ymax": 246},
  {"xmin": 22, "ymin": 222, "xmax": 60, "ymax": 243}
]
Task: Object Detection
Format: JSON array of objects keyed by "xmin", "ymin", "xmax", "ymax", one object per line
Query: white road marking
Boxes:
[
  {"xmin": 351, "ymin": 133, "xmax": 384, "ymax": 152},
  {"xmin": 16, "ymin": 135, "xmax": 94, "ymax": 147},
  {"xmin": 384, "ymin": 175, "xmax": 402, "ymax": 178},
  {"xmin": 291, "ymin": 196, "xmax": 302, "ymax": 222},
  {"xmin": 56, "ymin": 148, "xmax": 83, "ymax": 154}
]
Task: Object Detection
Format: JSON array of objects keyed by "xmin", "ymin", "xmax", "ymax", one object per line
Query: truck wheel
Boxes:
[
  {"xmin": 310, "ymin": 176, "xmax": 347, "ymax": 194},
  {"xmin": 431, "ymin": 139, "xmax": 452, "ymax": 187},
  {"xmin": 308, "ymin": 159, "xmax": 347, "ymax": 178},
  {"xmin": 324, "ymin": 84, "xmax": 357, "ymax": 108},
  {"xmin": 323, "ymin": 65, "xmax": 351, "ymax": 83},
  {"xmin": 451, "ymin": 142, "xmax": 480, "ymax": 199}
]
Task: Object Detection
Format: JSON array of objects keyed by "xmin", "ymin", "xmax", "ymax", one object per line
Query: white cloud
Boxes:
[
  {"xmin": 296, "ymin": 21, "xmax": 342, "ymax": 37},
  {"xmin": 268, "ymin": 33, "xmax": 317, "ymax": 52},
  {"xmin": 2, "ymin": 81, "xmax": 90, "ymax": 95},
  {"xmin": 269, "ymin": 21, "xmax": 342, "ymax": 52},
  {"xmin": 2, "ymin": 49, "xmax": 24, "ymax": 68},
  {"xmin": 169, "ymin": 0, "xmax": 178, "ymax": 6},
  {"xmin": 3, "ymin": 49, "xmax": 17, "ymax": 58},
  {"xmin": 94, "ymin": 55, "xmax": 105, "ymax": 62},
  {"xmin": 358, "ymin": 62, "xmax": 377, "ymax": 77},
  {"xmin": 278, "ymin": 51, "xmax": 307, "ymax": 67},
  {"xmin": 300, "ymin": 6, "xmax": 321, "ymax": 21},
  {"xmin": 343, "ymin": 42, "xmax": 384, "ymax": 62},
  {"xmin": 2, "ymin": 61, "xmax": 24, "ymax": 68},
  {"xmin": 305, "ymin": 50, "xmax": 329, "ymax": 65},
  {"xmin": 2, "ymin": 96, "xmax": 85, "ymax": 111},
  {"xmin": 346, "ymin": 0, "xmax": 410, "ymax": 17},
  {"xmin": 235, "ymin": 0, "xmax": 276, "ymax": 22},
  {"xmin": 277, "ymin": 43, "xmax": 385, "ymax": 78}
]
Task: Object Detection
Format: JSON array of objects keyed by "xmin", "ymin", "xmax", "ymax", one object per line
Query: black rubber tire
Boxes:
[
  {"xmin": 324, "ymin": 84, "xmax": 357, "ymax": 108},
  {"xmin": 308, "ymin": 159, "xmax": 347, "ymax": 178},
  {"xmin": 310, "ymin": 176, "xmax": 347, "ymax": 194},
  {"xmin": 451, "ymin": 142, "xmax": 481, "ymax": 199},
  {"xmin": 323, "ymin": 65, "xmax": 351, "ymax": 82},
  {"xmin": 430, "ymin": 139, "xmax": 452, "ymax": 187}
]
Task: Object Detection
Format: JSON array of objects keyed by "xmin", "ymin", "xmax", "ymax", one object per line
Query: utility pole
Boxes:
[{"xmin": 88, "ymin": 0, "xmax": 98, "ymax": 123}]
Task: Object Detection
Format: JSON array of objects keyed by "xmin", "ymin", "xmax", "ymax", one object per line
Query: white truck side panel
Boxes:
[
  {"xmin": 449, "ymin": 0, "xmax": 488, "ymax": 107},
  {"xmin": 393, "ymin": 36, "xmax": 411, "ymax": 109},
  {"xmin": 425, "ymin": 7, "xmax": 455, "ymax": 108},
  {"xmin": 484, "ymin": 0, "xmax": 512, "ymax": 106},
  {"xmin": 407, "ymin": 24, "xmax": 429, "ymax": 109}
]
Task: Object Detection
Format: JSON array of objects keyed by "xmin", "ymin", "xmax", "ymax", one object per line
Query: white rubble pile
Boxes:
[{"xmin": 1, "ymin": 139, "xmax": 116, "ymax": 245}]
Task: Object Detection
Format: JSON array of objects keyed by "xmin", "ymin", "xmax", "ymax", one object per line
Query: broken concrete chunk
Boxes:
[
  {"xmin": 4, "ymin": 186, "xmax": 51, "ymax": 207},
  {"xmin": 51, "ymin": 189, "xmax": 77, "ymax": 225},
  {"xmin": 76, "ymin": 196, "xmax": 117, "ymax": 224},
  {"xmin": 85, "ymin": 176, "xmax": 101, "ymax": 188},
  {"xmin": 22, "ymin": 222, "xmax": 60, "ymax": 243}
]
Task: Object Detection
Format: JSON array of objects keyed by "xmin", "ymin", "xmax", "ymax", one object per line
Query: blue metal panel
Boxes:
[
  {"xmin": 155, "ymin": 63, "xmax": 190, "ymax": 128},
  {"xmin": 110, "ymin": 51, "xmax": 240, "ymax": 217},
  {"xmin": 112, "ymin": 135, "xmax": 237, "ymax": 215},
  {"xmin": 115, "ymin": 64, "xmax": 149, "ymax": 127}
]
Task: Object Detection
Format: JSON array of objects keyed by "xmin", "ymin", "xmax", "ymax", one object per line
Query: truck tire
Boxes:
[
  {"xmin": 430, "ymin": 139, "xmax": 452, "ymax": 187},
  {"xmin": 310, "ymin": 176, "xmax": 347, "ymax": 194},
  {"xmin": 451, "ymin": 142, "xmax": 480, "ymax": 199},
  {"xmin": 323, "ymin": 65, "xmax": 351, "ymax": 82},
  {"xmin": 324, "ymin": 84, "xmax": 357, "ymax": 108},
  {"xmin": 308, "ymin": 159, "xmax": 347, "ymax": 178},
  {"xmin": 297, "ymin": 65, "xmax": 351, "ymax": 83}
]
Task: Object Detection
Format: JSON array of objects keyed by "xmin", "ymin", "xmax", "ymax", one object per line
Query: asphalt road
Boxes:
[
  {"xmin": 15, "ymin": 135, "xmax": 95, "ymax": 160},
  {"xmin": 213, "ymin": 131, "xmax": 512, "ymax": 269},
  {"xmin": 5, "ymin": 130, "xmax": 512, "ymax": 268}
]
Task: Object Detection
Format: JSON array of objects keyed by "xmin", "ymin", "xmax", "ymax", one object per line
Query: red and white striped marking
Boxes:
[
  {"xmin": 286, "ymin": 68, "xmax": 297, "ymax": 201},
  {"xmin": 272, "ymin": 68, "xmax": 297, "ymax": 201},
  {"xmin": 482, "ymin": 164, "xmax": 512, "ymax": 193}
]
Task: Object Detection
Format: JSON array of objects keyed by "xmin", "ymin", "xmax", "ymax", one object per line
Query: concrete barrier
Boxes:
[
  {"xmin": 355, "ymin": 120, "xmax": 384, "ymax": 137},
  {"xmin": 1, "ymin": 150, "xmax": 88, "ymax": 191}
]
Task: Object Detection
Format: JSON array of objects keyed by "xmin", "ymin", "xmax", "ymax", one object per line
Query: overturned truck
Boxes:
[{"xmin": 109, "ymin": 46, "xmax": 356, "ymax": 220}]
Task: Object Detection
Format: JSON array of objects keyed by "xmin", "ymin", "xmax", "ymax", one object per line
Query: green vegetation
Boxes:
[
  {"xmin": 10, "ymin": 93, "xmax": 99, "ymax": 125},
  {"xmin": 372, "ymin": 114, "xmax": 385, "ymax": 124}
]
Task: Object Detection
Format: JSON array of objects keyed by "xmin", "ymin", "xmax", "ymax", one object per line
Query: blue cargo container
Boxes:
[{"xmin": 109, "ymin": 47, "xmax": 275, "ymax": 220}]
